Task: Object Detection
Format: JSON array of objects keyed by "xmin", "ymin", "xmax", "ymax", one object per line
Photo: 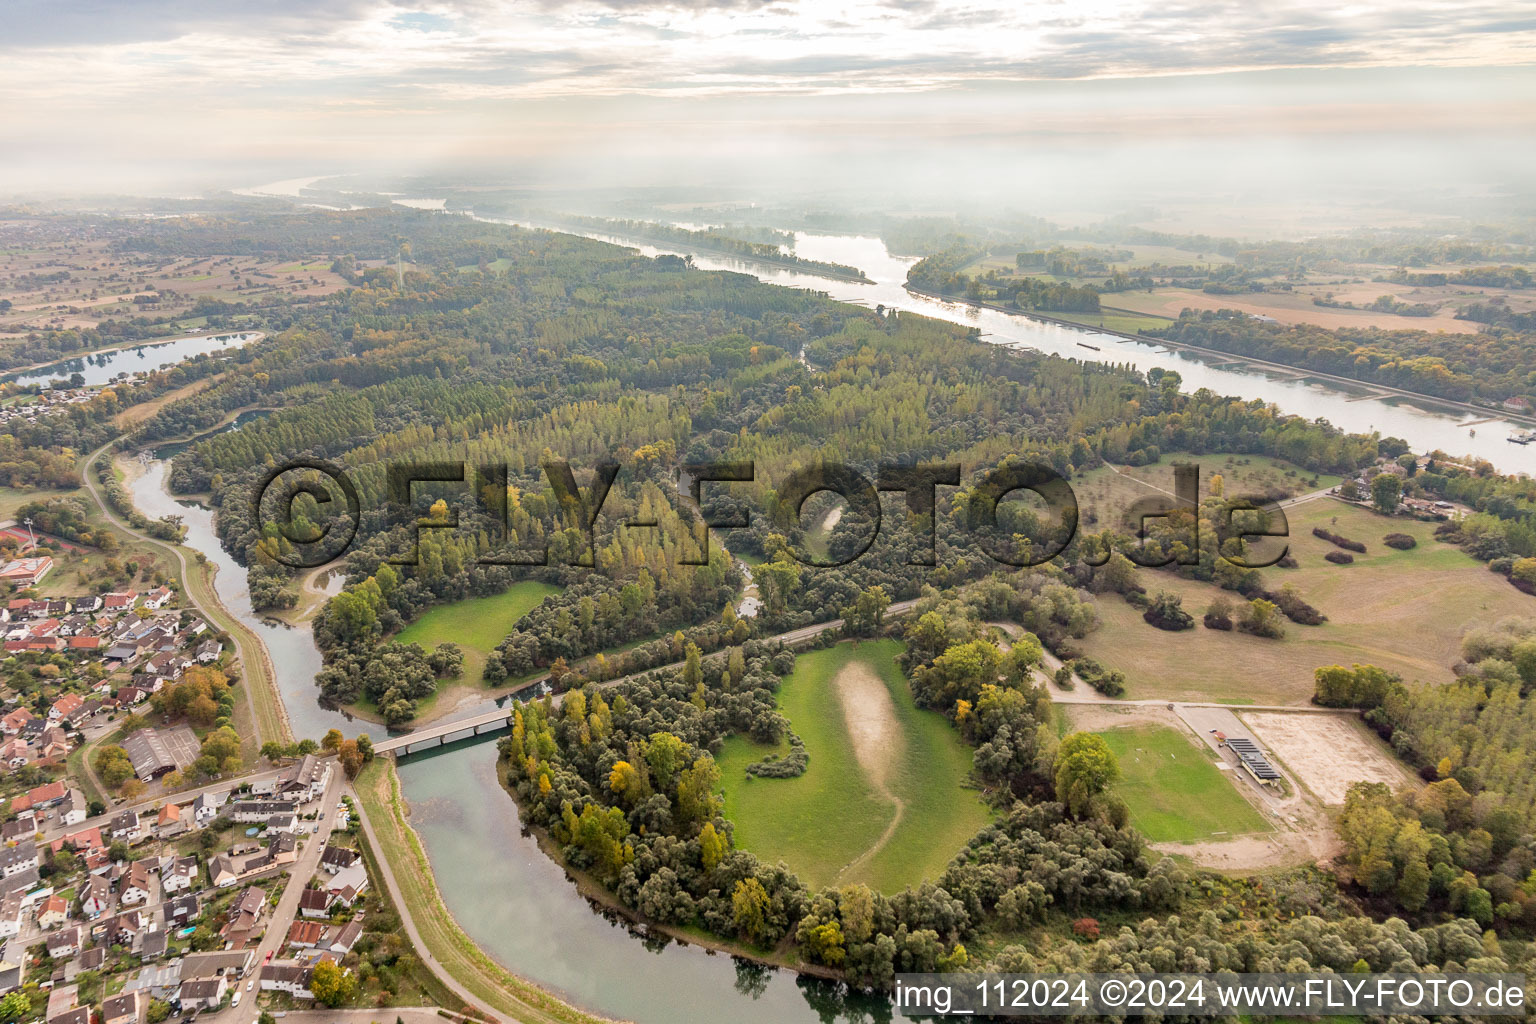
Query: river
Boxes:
[
  {"xmin": 118, "ymin": 207, "xmax": 1533, "ymax": 1024},
  {"xmin": 4, "ymin": 332, "xmax": 261, "ymax": 389},
  {"xmin": 125, "ymin": 458, "xmax": 855, "ymax": 1022},
  {"xmin": 491, "ymin": 217, "xmax": 1534, "ymax": 475}
]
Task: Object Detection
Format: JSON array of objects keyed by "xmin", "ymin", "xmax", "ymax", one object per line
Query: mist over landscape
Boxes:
[{"xmin": 3, "ymin": 4, "xmax": 1536, "ymax": 1024}]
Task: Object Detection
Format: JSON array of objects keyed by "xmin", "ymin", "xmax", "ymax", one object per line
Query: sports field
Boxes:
[
  {"xmin": 396, "ymin": 580, "xmax": 562, "ymax": 682},
  {"xmin": 716, "ymin": 640, "xmax": 987, "ymax": 892},
  {"xmin": 1100, "ymin": 725, "xmax": 1270, "ymax": 842}
]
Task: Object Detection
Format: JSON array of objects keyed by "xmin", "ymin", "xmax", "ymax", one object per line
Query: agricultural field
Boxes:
[
  {"xmin": 394, "ymin": 580, "xmax": 562, "ymax": 683},
  {"xmin": 1098, "ymin": 724, "xmax": 1270, "ymax": 843},
  {"xmin": 1076, "ymin": 498, "xmax": 1534, "ymax": 704},
  {"xmin": 1107, "ymin": 286, "xmax": 1479, "ymax": 333},
  {"xmin": 715, "ymin": 640, "xmax": 988, "ymax": 893},
  {"xmin": 0, "ymin": 230, "xmax": 350, "ymax": 336}
]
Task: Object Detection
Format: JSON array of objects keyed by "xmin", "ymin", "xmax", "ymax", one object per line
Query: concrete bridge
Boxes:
[{"xmin": 373, "ymin": 708, "xmax": 517, "ymax": 757}]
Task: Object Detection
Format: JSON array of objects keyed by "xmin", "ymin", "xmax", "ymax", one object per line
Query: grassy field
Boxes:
[
  {"xmin": 396, "ymin": 581, "xmax": 561, "ymax": 682},
  {"xmin": 716, "ymin": 640, "xmax": 987, "ymax": 893},
  {"xmin": 1100, "ymin": 725, "xmax": 1270, "ymax": 842},
  {"xmin": 1077, "ymin": 498, "xmax": 1535, "ymax": 704},
  {"xmin": 1073, "ymin": 451, "xmax": 1339, "ymax": 532}
]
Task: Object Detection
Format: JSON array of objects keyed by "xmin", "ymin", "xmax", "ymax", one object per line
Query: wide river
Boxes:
[
  {"xmin": 491, "ymin": 219, "xmax": 1535, "ymax": 475},
  {"xmin": 122, "ymin": 216, "xmax": 1533, "ymax": 1024}
]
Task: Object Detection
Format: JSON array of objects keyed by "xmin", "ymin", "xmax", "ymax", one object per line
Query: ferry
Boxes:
[{"xmin": 1509, "ymin": 431, "xmax": 1536, "ymax": 445}]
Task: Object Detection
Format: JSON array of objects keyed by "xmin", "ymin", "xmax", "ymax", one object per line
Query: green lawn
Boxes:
[
  {"xmin": 716, "ymin": 640, "xmax": 988, "ymax": 893},
  {"xmin": 1100, "ymin": 725, "xmax": 1270, "ymax": 843},
  {"xmin": 395, "ymin": 581, "xmax": 561, "ymax": 681}
]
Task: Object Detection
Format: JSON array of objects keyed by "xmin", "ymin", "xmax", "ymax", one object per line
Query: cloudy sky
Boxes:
[{"xmin": 2, "ymin": 0, "xmax": 1534, "ymax": 198}]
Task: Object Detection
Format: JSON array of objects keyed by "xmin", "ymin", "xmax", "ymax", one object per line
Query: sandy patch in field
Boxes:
[
  {"xmin": 1243, "ymin": 713, "xmax": 1411, "ymax": 805},
  {"xmin": 834, "ymin": 659, "xmax": 900, "ymax": 791}
]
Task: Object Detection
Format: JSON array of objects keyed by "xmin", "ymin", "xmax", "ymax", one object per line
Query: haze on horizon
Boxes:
[{"xmin": 2, "ymin": 0, "xmax": 1535, "ymax": 232}]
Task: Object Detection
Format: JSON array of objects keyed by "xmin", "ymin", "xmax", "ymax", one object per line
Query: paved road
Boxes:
[
  {"xmin": 271, "ymin": 1010, "xmax": 452, "ymax": 1024},
  {"xmin": 40, "ymin": 765, "xmax": 293, "ymax": 842},
  {"xmin": 78, "ymin": 438, "xmax": 288, "ymax": 746},
  {"xmin": 211, "ymin": 769, "xmax": 345, "ymax": 1024}
]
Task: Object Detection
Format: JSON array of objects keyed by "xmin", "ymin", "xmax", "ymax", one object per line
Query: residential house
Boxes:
[
  {"xmin": 176, "ymin": 976, "xmax": 226, "ymax": 1012},
  {"xmin": 142, "ymin": 588, "xmax": 173, "ymax": 610},
  {"xmin": 1, "ymin": 813, "xmax": 35, "ymax": 842},
  {"xmin": 229, "ymin": 800, "xmax": 298, "ymax": 823},
  {"xmin": 0, "ymin": 739, "xmax": 29, "ymax": 770},
  {"xmin": 325, "ymin": 919, "xmax": 363, "ymax": 956},
  {"xmin": 101, "ymin": 592, "xmax": 137, "ymax": 612},
  {"xmin": 155, "ymin": 802, "xmax": 187, "ymax": 838},
  {"xmin": 285, "ymin": 919, "xmax": 325, "ymax": 950},
  {"xmin": 37, "ymin": 894, "xmax": 67, "ymax": 930},
  {"xmin": 164, "ymin": 893, "xmax": 199, "ymax": 928},
  {"xmin": 324, "ymin": 862, "xmax": 368, "ymax": 901},
  {"xmin": 0, "ymin": 895, "xmax": 22, "ymax": 939},
  {"xmin": 47, "ymin": 694, "xmax": 83, "ymax": 722},
  {"xmin": 0, "ymin": 842, "xmax": 39, "ymax": 878},
  {"xmin": 193, "ymin": 790, "xmax": 224, "ymax": 827},
  {"xmin": 259, "ymin": 963, "xmax": 313, "ymax": 999},
  {"xmin": 57, "ymin": 789, "xmax": 86, "ymax": 827},
  {"xmin": 102, "ymin": 990, "xmax": 145, "ymax": 1024},
  {"xmin": 207, "ymin": 856, "xmax": 239, "ymax": 889},
  {"xmin": 22, "ymin": 780, "xmax": 66, "ymax": 809},
  {"xmin": 120, "ymin": 862, "xmax": 152, "ymax": 905},
  {"xmin": 297, "ymin": 888, "xmax": 334, "ymax": 919},
  {"xmin": 45, "ymin": 926, "xmax": 80, "ymax": 960},
  {"xmin": 0, "ymin": 954, "xmax": 22, "ymax": 995},
  {"xmin": 48, "ymin": 1010, "xmax": 89, "ymax": 1024},
  {"xmin": 108, "ymin": 809, "xmax": 143, "ymax": 844},
  {"xmin": 122, "ymin": 962, "xmax": 181, "ymax": 1001},
  {"xmin": 80, "ymin": 875, "xmax": 111, "ymax": 918},
  {"xmin": 139, "ymin": 930, "xmax": 166, "ymax": 961},
  {"xmin": 0, "ymin": 709, "xmax": 33, "ymax": 736},
  {"xmin": 161, "ymin": 856, "xmax": 198, "ymax": 894},
  {"xmin": 194, "ymin": 639, "xmax": 222, "ymax": 663},
  {"xmin": 319, "ymin": 845, "xmax": 360, "ymax": 874}
]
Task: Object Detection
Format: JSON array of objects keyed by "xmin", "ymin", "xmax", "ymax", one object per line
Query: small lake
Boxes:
[{"xmin": 5, "ymin": 332, "xmax": 261, "ymax": 389}]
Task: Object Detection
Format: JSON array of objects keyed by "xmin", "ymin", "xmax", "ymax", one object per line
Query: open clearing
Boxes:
[
  {"xmin": 1099, "ymin": 725, "xmax": 1271, "ymax": 843},
  {"xmin": 716, "ymin": 640, "xmax": 987, "ymax": 893},
  {"xmin": 1077, "ymin": 498, "xmax": 1533, "ymax": 704},
  {"xmin": 1243, "ymin": 712, "xmax": 1413, "ymax": 805},
  {"xmin": 1073, "ymin": 450, "xmax": 1338, "ymax": 532},
  {"xmin": 395, "ymin": 580, "xmax": 562, "ymax": 687}
]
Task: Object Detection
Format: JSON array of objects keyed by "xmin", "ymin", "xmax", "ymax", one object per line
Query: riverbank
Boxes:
[
  {"xmin": 98, "ymin": 450, "xmax": 294, "ymax": 746},
  {"xmin": 493, "ymin": 761, "xmax": 841, "ymax": 982},
  {"xmin": 353, "ymin": 759, "xmax": 627, "ymax": 1024},
  {"xmin": 511, "ymin": 218, "xmax": 872, "ymax": 284},
  {"xmin": 903, "ymin": 284, "xmax": 1536, "ymax": 431}
]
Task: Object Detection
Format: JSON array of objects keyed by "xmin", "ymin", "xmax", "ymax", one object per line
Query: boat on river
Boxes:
[{"xmin": 1509, "ymin": 431, "xmax": 1536, "ymax": 444}]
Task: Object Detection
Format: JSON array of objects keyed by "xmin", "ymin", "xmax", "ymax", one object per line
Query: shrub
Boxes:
[
  {"xmin": 1267, "ymin": 586, "xmax": 1326, "ymax": 625},
  {"xmin": 1072, "ymin": 917, "xmax": 1100, "ymax": 940},
  {"xmin": 1383, "ymin": 533, "xmax": 1417, "ymax": 550},
  {"xmin": 1142, "ymin": 591, "xmax": 1195, "ymax": 631},
  {"xmin": 1313, "ymin": 526, "xmax": 1366, "ymax": 553},
  {"xmin": 1325, "ymin": 551, "xmax": 1354, "ymax": 564},
  {"xmin": 1277, "ymin": 555, "xmax": 1299, "ymax": 568}
]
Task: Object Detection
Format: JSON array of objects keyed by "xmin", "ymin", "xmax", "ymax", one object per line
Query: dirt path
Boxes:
[{"xmin": 830, "ymin": 660, "xmax": 904, "ymax": 882}]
